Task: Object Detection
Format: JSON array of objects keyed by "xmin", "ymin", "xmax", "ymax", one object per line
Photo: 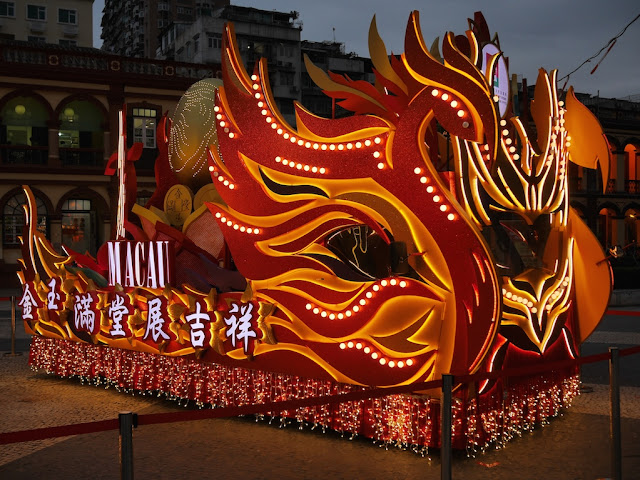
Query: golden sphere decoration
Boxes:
[{"xmin": 168, "ymin": 78, "xmax": 224, "ymax": 191}]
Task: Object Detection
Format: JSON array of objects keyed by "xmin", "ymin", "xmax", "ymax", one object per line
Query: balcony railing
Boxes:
[
  {"xmin": 627, "ymin": 180, "xmax": 640, "ymax": 194},
  {"xmin": 59, "ymin": 147, "xmax": 104, "ymax": 167},
  {"xmin": 1, "ymin": 145, "xmax": 48, "ymax": 165},
  {"xmin": 606, "ymin": 179, "xmax": 616, "ymax": 194},
  {"xmin": 0, "ymin": 42, "xmax": 219, "ymax": 86}
]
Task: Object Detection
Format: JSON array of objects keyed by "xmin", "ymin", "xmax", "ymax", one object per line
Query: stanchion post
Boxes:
[
  {"xmin": 441, "ymin": 374, "xmax": 453, "ymax": 480},
  {"xmin": 609, "ymin": 347, "xmax": 621, "ymax": 480},
  {"xmin": 10, "ymin": 295, "xmax": 16, "ymax": 355},
  {"xmin": 4, "ymin": 295, "xmax": 21, "ymax": 357},
  {"xmin": 119, "ymin": 412, "xmax": 136, "ymax": 480}
]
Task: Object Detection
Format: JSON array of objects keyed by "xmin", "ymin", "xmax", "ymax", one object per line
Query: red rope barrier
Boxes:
[
  {"xmin": 0, "ymin": 419, "xmax": 118, "ymax": 445},
  {"xmin": 620, "ymin": 345, "xmax": 640, "ymax": 357},
  {"xmin": 605, "ymin": 310, "xmax": 640, "ymax": 317},
  {"xmin": 1, "ymin": 344, "xmax": 639, "ymax": 446}
]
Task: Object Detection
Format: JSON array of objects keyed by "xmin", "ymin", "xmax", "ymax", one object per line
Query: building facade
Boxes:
[
  {"xmin": 101, "ymin": 0, "xmax": 229, "ymax": 58},
  {"xmin": 0, "ymin": 0, "xmax": 93, "ymax": 47},
  {"xmin": 156, "ymin": 5, "xmax": 374, "ymax": 126},
  {"xmin": 157, "ymin": 5, "xmax": 302, "ymax": 124},
  {"xmin": 0, "ymin": 40, "xmax": 218, "ymax": 288},
  {"xmin": 565, "ymin": 93, "xmax": 640, "ymax": 253}
]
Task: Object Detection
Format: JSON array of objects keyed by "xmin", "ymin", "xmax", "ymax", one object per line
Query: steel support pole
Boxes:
[
  {"xmin": 441, "ymin": 374, "xmax": 453, "ymax": 480},
  {"xmin": 119, "ymin": 412, "xmax": 135, "ymax": 480},
  {"xmin": 609, "ymin": 347, "xmax": 622, "ymax": 480}
]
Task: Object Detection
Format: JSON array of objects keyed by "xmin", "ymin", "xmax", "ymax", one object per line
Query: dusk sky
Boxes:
[{"xmin": 92, "ymin": 0, "xmax": 640, "ymax": 99}]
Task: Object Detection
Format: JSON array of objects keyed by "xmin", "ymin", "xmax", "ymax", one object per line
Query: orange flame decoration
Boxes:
[{"xmin": 18, "ymin": 11, "xmax": 611, "ymax": 390}]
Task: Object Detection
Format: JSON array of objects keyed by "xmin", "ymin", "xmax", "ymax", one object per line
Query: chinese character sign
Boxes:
[
  {"xmin": 73, "ymin": 292, "xmax": 99, "ymax": 335},
  {"xmin": 107, "ymin": 292, "xmax": 133, "ymax": 337},
  {"xmin": 185, "ymin": 300, "xmax": 212, "ymax": 348},
  {"xmin": 46, "ymin": 277, "xmax": 63, "ymax": 311},
  {"xmin": 224, "ymin": 302, "xmax": 258, "ymax": 354},
  {"xmin": 19, "ymin": 283, "xmax": 41, "ymax": 321},
  {"xmin": 144, "ymin": 296, "xmax": 170, "ymax": 343}
]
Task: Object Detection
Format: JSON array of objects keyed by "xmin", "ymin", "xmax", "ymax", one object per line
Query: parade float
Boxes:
[{"xmin": 17, "ymin": 11, "xmax": 611, "ymax": 453}]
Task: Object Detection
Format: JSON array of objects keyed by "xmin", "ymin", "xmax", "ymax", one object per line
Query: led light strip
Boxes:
[
  {"xmin": 305, "ymin": 278, "xmax": 408, "ymax": 320},
  {"xmin": 413, "ymin": 167, "xmax": 456, "ymax": 221},
  {"xmin": 338, "ymin": 340, "xmax": 415, "ymax": 369},
  {"xmin": 214, "ymin": 211, "xmax": 260, "ymax": 234}
]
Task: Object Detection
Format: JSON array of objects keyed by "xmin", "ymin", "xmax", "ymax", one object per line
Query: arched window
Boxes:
[
  {"xmin": 625, "ymin": 208, "xmax": 640, "ymax": 248},
  {"xmin": 58, "ymin": 99, "xmax": 106, "ymax": 167},
  {"xmin": 625, "ymin": 144, "xmax": 640, "ymax": 193},
  {"xmin": 3, "ymin": 192, "xmax": 47, "ymax": 245},
  {"xmin": 1, "ymin": 95, "xmax": 50, "ymax": 165},
  {"xmin": 598, "ymin": 207, "xmax": 616, "ymax": 248}
]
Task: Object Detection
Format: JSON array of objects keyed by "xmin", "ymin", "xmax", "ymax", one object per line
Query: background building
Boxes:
[
  {"xmin": 0, "ymin": 0, "xmax": 94, "ymax": 47},
  {"xmin": 0, "ymin": 39, "xmax": 219, "ymax": 287},
  {"xmin": 101, "ymin": 0, "xmax": 229, "ymax": 58}
]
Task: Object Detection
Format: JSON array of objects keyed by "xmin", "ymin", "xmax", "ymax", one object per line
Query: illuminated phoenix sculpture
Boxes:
[{"xmin": 18, "ymin": 11, "xmax": 610, "ymax": 395}]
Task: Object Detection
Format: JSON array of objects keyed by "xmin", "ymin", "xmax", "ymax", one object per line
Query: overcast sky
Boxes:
[{"xmin": 92, "ymin": 0, "xmax": 640, "ymax": 99}]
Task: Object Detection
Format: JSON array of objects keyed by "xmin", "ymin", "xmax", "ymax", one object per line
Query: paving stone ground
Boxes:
[{"xmin": 1, "ymin": 293, "xmax": 640, "ymax": 479}]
